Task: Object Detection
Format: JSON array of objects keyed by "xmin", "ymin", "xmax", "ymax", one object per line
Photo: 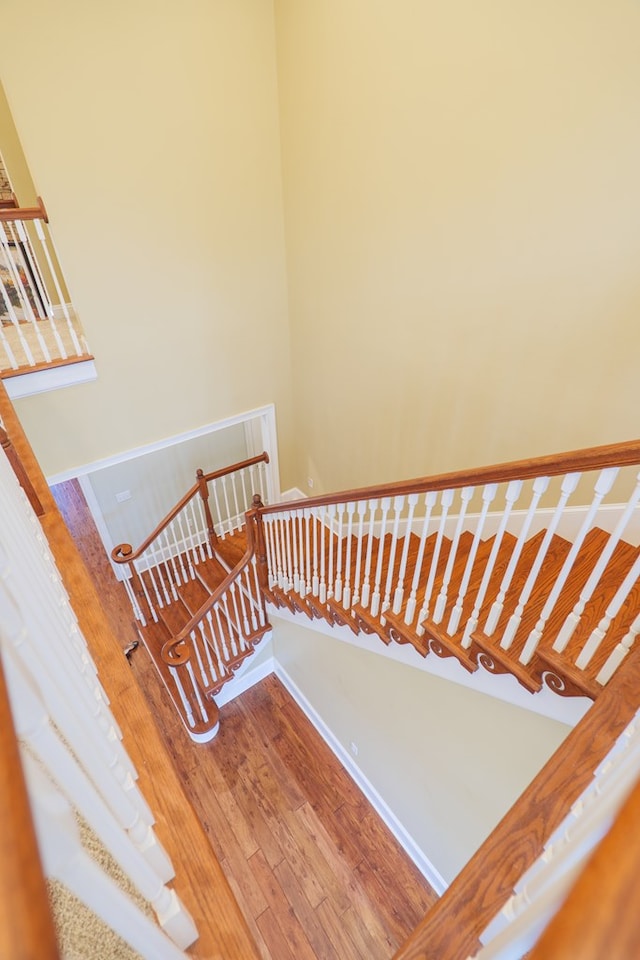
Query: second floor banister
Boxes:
[
  {"xmin": 112, "ymin": 452, "xmax": 270, "ymax": 626},
  {"xmin": 0, "ymin": 197, "xmax": 91, "ymax": 376},
  {"xmin": 253, "ymin": 439, "xmax": 640, "ymax": 700}
]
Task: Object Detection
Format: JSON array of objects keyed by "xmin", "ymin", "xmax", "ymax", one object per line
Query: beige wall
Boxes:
[
  {"xmin": 273, "ymin": 617, "xmax": 570, "ymax": 884},
  {"xmin": 1, "ymin": 0, "xmax": 293, "ymax": 482},
  {"xmin": 274, "ymin": 1, "xmax": 640, "ymax": 493}
]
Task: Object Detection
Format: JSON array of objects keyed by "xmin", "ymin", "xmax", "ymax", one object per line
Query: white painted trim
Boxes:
[
  {"xmin": 4, "ymin": 359, "xmax": 97, "ymax": 399},
  {"xmin": 213, "ymin": 640, "xmax": 275, "ymax": 708},
  {"xmin": 267, "ymin": 606, "xmax": 591, "ymax": 728},
  {"xmin": 46, "ymin": 402, "xmax": 280, "ymax": 488},
  {"xmin": 77, "ymin": 474, "xmax": 123, "ymax": 578},
  {"xmin": 274, "ymin": 660, "xmax": 449, "ymax": 895},
  {"xmin": 280, "ymin": 486, "xmax": 307, "ymax": 502}
]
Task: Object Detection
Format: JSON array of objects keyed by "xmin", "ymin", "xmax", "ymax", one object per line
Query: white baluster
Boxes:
[
  {"xmin": 576, "ymin": 552, "xmax": 640, "ymax": 670},
  {"xmin": 392, "ymin": 493, "xmax": 418, "ymax": 615},
  {"xmin": 168, "ymin": 666, "xmax": 196, "ymax": 728},
  {"xmin": 352, "ymin": 500, "xmax": 366, "ymax": 606},
  {"xmin": 0, "ymin": 221, "xmax": 50, "ymax": 362},
  {"xmin": 284, "ymin": 512, "xmax": 294, "ymax": 591},
  {"xmin": 596, "ymin": 614, "xmax": 640, "ymax": 686},
  {"xmin": 448, "ymin": 483, "xmax": 498, "ymax": 636},
  {"xmin": 327, "ymin": 504, "xmax": 336, "ymax": 600},
  {"xmin": 360, "ymin": 499, "xmax": 378, "ymax": 609},
  {"xmin": 197, "ymin": 620, "xmax": 217, "ymax": 680},
  {"xmin": 273, "ymin": 514, "xmax": 286, "ymax": 588},
  {"xmin": 381, "ymin": 495, "xmax": 405, "ymax": 620},
  {"xmin": 370, "ymin": 497, "xmax": 391, "ymax": 618},
  {"xmin": 554, "ymin": 470, "xmax": 640, "ymax": 654},
  {"xmin": 193, "ymin": 496, "xmax": 213, "ymax": 559},
  {"xmin": 187, "ymin": 500, "xmax": 206, "ymax": 561},
  {"xmin": 319, "ymin": 506, "xmax": 327, "ymax": 602},
  {"xmin": 161, "ymin": 530, "xmax": 180, "ymax": 597},
  {"xmin": 213, "ymin": 604, "xmax": 231, "ymax": 661},
  {"xmin": 185, "ymin": 660, "xmax": 209, "ymax": 724},
  {"xmin": 485, "ymin": 476, "xmax": 550, "ymax": 636},
  {"xmin": 433, "ymin": 486, "xmax": 474, "ymax": 625},
  {"xmin": 239, "ymin": 464, "xmax": 249, "ymax": 513},
  {"xmin": 34, "ymin": 217, "xmax": 84, "ymax": 356},
  {"xmin": 292, "ymin": 509, "xmax": 301, "ymax": 593},
  {"xmin": 175, "ymin": 512, "xmax": 195, "ymax": 576},
  {"xmin": 521, "ymin": 467, "xmax": 619, "ymax": 663},
  {"xmin": 312, "ymin": 508, "xmax": 319, "ymax": 596},
  {"xmin": 24, "ymin": 756, "xmax": 196, "ymax": 958},
  {"xmin": 404, "ymin": 491, "xmax": 437, "ymax": 626},
  {"xmin": 190, "ymin": 628, "xmax": 210, "ymax": 688},
  {"xmin": 263, "ymin": 516, "xmax": 276, "ymax": 588},
  {"xmin": 220, "ymin": 475, "xmax": 234, "ymax": 536},
  {"xmin": 417, "ymin": 488, "xmax": 454, "ymax": 635},
  {"xmin": 342, "ymin": 501, "xmax": 356, "ymax": 609},
  {"xmin": 334, "ymin": 503, "xmax": 345, "ymax": 603},
  {"xmin": 210, "ymin": 478, "xmax": 225, "ymax": 539},
  {"xmin": 498, "ymin": 473, "xmax": 579, "ymax": 651},
  {"xmin": 168, "ymin": 520, "xmax": 189, "ymax": 584},
  {"xmin": 304, "ymin": 508, "xmax": 312, "ymax": 596},
  {"xmin": 229, "ymin": 473, "xmax": 241, "ymax": 530}
]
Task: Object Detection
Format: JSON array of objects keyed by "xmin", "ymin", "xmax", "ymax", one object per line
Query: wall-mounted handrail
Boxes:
[{"xmin": 256, "ymin": 439, "xmax": 640, "ymax": 515}]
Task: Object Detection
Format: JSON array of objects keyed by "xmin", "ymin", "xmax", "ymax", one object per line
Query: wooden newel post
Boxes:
[
  {"xmin": 250, "ymin": 494, "xmax": 269, "ymax": 593},
  {"xmin": 196, "ymin": 468, "xmax": 218, "ymax": 551}
]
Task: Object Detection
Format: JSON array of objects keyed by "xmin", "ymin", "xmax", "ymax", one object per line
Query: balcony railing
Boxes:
[{"xmin": 0, "ymin": 197, "xmax": 92, "ymax": 376}]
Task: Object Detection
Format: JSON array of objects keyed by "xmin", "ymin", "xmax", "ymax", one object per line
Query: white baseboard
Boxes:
[
  {"xmin": 280, "ymin": 486, "xmax": 307, "ymax": 502},
  {"xmin": 274, "ymin": 661, "xmax": 448, "ymax": 895}
]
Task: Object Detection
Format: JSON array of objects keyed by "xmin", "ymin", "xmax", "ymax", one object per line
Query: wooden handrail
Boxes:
[
  {"xmin": 392, "ymin": 643, "xmax": 640, "ymax": 960},
  {"xmin": 257, "ymin": 438, "xmax": 640, "ymax": 515},
  {"xmin": 162, "ymin": 503, "xmax": 261, "ymax": 661},
  {"xmin": 0, "ymin": 196, "xmax": 48, "ymax": 223},
  {"xmin": 111, "ymin": 452, "xmax": 269, "ymax": 565},
  {"xmin": 1, "ymin": 425, "xmax": 44, "ymax": 516},
  {"xmin": 0, "ymin": 652, "xmax": 60, "ymax": 960}
]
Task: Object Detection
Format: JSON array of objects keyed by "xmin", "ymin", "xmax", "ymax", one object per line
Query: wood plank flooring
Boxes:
[{"xmin": 51, "ymin": 479, "xmax": 438, "ymax": 959}]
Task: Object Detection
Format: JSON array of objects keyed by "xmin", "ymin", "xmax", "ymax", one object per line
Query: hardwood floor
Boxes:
[{"xmin": 51, "ymin": 479, "xmax": 438, "ymax": 959}]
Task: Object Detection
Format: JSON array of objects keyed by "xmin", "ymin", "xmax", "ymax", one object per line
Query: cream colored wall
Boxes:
[
  {"xmin": 274, "ymin": 1, "xmax": 640, "ymax": 493},
  {"xmin": 273, "ymin": 617, "xmax": 570, "ymax": 884},
  {"xmin": 0, "ymin": 0, "xmax": 293, "ymax": 483}
]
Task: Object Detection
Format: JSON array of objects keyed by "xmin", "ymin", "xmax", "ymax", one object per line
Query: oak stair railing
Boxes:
[
  {"xmin": 0, "ymin": 197, "xmax": 91, "ymax": 377},
  {"xmin": 257, "ymin": 439, "xmax": 640, "ymax": 705},
  {"xmin": 112, "ymin": 453, "xmax": 271, "ymax": 741}
]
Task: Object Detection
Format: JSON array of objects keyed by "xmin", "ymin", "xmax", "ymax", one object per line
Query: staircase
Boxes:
[{"xmin": 113, "ymin": 440, "xmax": 640, "ymax": 744}]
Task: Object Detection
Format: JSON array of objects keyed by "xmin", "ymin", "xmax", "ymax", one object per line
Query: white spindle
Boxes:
[
  {"xmin": 0, "ymin": 221, "xmax": 50, "ymax": 362},
  {"xmin": 360, "ymin": 499, "xmax": 378, "ymax": 609},
  {"xmin": 239, "ymin": 466, "xmax": 249, "ymax": 513},
  {"xmin": 597, "ymin": 612, "xmax": 640, "ymax": 685},
  {"xmin": 220, "ymin": 475, "xmax": 234, "ymax": 536},
  {"xmin": 221, "ymin": 594, "xmax": 239, "ymax": 657},
  {"xmin": 186, "ymin": 500, "xmax": 205, "ymax": 561},
  {"xmin": 194, "ymin": 496, "xmax": 213, "ymax": 559},
  {"xmin": 273, "ymin": 514, "xmax": 285, "ymax": 588},
  {"xmin": 292, "ymin": 509, "xmax": 301, "ymax": 593},
  {"xmin": 448, "ymin": 483, "xmax": 498, "ymax": 636},
  {"xmin": 342, "ymin": 501, "xmax": 356, "ymax": 609},
  {"xmin": 521, "ymin": 468, "xmax": 619, "ymax": 664},
  {"xmin": 554, "ymin": 471, "xmax": 640, "ymax": 655},
  {"xmin": 210, "ymin": 478, "xmax": 225, "ymax": 538},
  {"xmin": 352, "ymin": 500, "xmax": 366, "ymax": 606},
  {"xmin": 213, "ymin": 604, "xmax": 231, "ymax": 661},
  {"xmin": 229, "ymin": 473, "xmax": 241, "ymax": 530},
  {"xmin": 304, "ymin": 509, "xmax": 312, "ymax": 597},
  {"xmin": 312, "ymin": 508, "xmax": 319, "ymax": 596},
  {"xmin": 381, "ymin": 495, "xmax": 405, "ymax": 620},
  {"xmin": 433, "ymin": 486, "xmax": 474, "ymax": 625},
  {"xmin": 370, "ymin": 497, "xmax": 391, "ymax": 618},
  {"xmin": 334, "ymin": 503, "xmax": 345, "ymax": 603},
  {"xmin": 190, "ymin": 629, "xmax": 210, "ymax": 688},
  {"xmin": 576, "ymin": 552, "xmax": 640, "ymax": 670},
  {"xmin": 185, "ymin": 661, "xmax": 209, "ymax": 724},
  {"xmin": 404, "ymin": 491, "xmax": 437, "ymax": 626},
  {"xmin": 0, "ymin": 321, "xmax": 19, "ymax": 369},
  {"xmin": 416, "ymin": 488, "xmax": 454, "ymax": 634},
  {"xmin": 484, "ymin": 476, "xmax": 550, "ymax": 636},
  {"xmin": 34, "ymin": 217, "xmax": 84, "ymax": 355},
  {"xmin": 169, "ymin": 666, "xmax": 196, "ymax": 728},
  {"xmin": 392, "ymin": 493, "xmax": 418, "ymax": 616},
  {"xmin": 499, "ymin": 473, "xmax": 579, "ymax": 651},
  {"xmin": 319, "ymin": 506, "xmax": 327, "ymax": 602},
  {"xmin": 175, "ymin": 513, "xmax": 195, "ymax": 575},
  {"xmin": 264, "ymin": 516, "xmax": 276, "ymax": 587},
  {"xmin": 284, "ymin": 512, "xmax": 294, "ymax": 591},
  {"xmin": 161, "ymin": 531, "xmax": 181, "ymax": 596},
  {"xmin": 327, "ymin": 504, "xmax": 336, "ymax": 600}
]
